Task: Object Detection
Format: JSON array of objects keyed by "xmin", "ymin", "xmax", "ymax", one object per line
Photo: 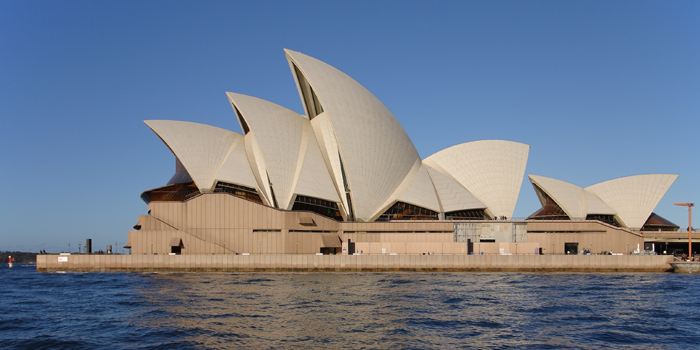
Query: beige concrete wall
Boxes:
[
  {"xmin": 130, "ymin": 194, "xmax": 648, "ymax": 257},
  {"xmin": 526, "ymin": 220, "xmax": 644, "ymax": 255},
  {"xmin": 36, "ymin": 254, "xmax": 675, "ymax": 272}
]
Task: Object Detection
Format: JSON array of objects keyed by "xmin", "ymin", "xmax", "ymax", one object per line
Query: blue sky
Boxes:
[{"xmin": 1, "ymin": 1, "xmax": 698, "ymax": 252}]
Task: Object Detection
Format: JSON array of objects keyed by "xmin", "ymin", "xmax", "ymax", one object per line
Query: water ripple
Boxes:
[{"xmin": 0, "ymin": 265, "xmax": 698, "ymax": 349}]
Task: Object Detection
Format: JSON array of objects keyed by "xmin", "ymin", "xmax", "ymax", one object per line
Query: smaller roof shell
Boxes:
[
  {"xmin": 425, "ymin": 140, "xmax": 530, "ymax": 218},
  {"xmin": 528, "ymin": 175, "xmax": 587, "ymax": 220},
  {"xmin": 527, "ymin": 174, "xmax": 677, "ymax": 230},
  {"xmin": 585, "ymin": 174, "xmax": 678, "ymax": 230},
  {"xmin": 145, "ymin": 120, "xmax": 247, "ymax": 193}
]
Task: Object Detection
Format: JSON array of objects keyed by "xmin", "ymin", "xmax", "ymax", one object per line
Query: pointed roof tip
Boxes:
[{"xmin": 586, "ymin": 173, "xmax": 679, "ymax": 189}]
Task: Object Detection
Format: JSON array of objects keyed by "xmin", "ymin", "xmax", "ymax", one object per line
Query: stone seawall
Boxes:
[{"xmin": 37, "ymin": 254, "xmax": 674, "ymax": 272}]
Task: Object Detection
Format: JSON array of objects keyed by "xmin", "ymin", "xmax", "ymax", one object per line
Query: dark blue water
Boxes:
[{"xmin": 2, "ymin": 264, "xmax": 699, "ymax": 349}]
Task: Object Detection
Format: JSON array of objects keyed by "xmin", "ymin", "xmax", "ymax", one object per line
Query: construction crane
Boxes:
[{"xmin": 674, "ymin": 203, "xmax": 695, "ymax": 258}]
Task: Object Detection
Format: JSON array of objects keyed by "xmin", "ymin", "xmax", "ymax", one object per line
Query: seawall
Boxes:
[{"xmin": 37, "ymin": 254, "xmax": 674, "ymax": 273}]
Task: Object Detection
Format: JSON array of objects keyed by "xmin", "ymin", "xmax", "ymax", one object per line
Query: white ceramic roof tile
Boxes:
[
  {"xmin": 226, "ymin": 92, "xmax": 307, "ymax": 209},
  {"xmin": 396, "ymin": 164, "xmax": 441, "ymax": 213},
  {"xmin": 243, "ymin": 133, "xmax": 274, "ymax": 206},
  {"xmin": 285, "ymin": 49, "xmax": 420, "ymax": 221},
  {"xmin": 294, "ymin": 124, "xmax": 342, "ymax": 205},
  {"xmin": 585, "ymin": 174, "xmax": 678, "ymax": 229},
  {"xmin": 424, "ymin": 162, "xmax": 486, "ymax": 212},
  {"xmin": 584, "ymin": 190, "xmax": 616, "ymax": 215},
  {"xmin": 528, "ymin": 175, "xmax": 586, "ymax": 219},
  {"xmin": 145, "ymin": 120, "xmax": 240, "ymax": 193},
  {"xmin": 311, "ymin": 113, "xmax": 349, "ymax": 213},
  {"xmin": 425, "ymin": 140, "xmax": 529, "ymax": 218},
  {"xmin": 215, "ymin": 135, "xmax": 259, "ymax": 190}
]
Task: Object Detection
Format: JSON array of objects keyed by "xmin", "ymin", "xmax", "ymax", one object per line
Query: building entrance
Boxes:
[{"xmin": 565, "ymin": 243, "xmax": 579, "ymax": 254}]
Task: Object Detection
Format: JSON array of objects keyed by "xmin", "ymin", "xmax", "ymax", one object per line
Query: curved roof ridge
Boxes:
[
  {"xmin": 284, "ymin": 49, "xmax": 420, "ymax": 221},
  {"xmin": 585, "ymin": 174, "xmax": 678, "ymax": 229},
  {"xmin": 226, "ymin": 92, "xmax": 309, "ymax": 209},
  {"xmin": 425, "ymin": 140, "xmax": 529, "ymax": 218},
  {"xmin": 424, "ymin": 161, "xmax": 486, "ymax": 213},
  {"xmin": 528, "ymin": 175, "xmax": 586, "ymax": 220},
  {"xmin": 144, "ymin": 120, "xmax": 242, "ymax": 193}
]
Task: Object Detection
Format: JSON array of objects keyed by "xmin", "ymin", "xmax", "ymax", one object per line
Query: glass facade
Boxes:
[
  {"xmin": 445, "ymin": 209, "xmax": 490, "ymax": 220},
  {"xmin": 214, "ymin": 182, "xmax": 263, "ymax": 204},
  {"xmin": 376, "ymin": 201, "xmax": 439, "ymax": 221},
  {"xmin": 585, "ymin": 214, "xmax": 620, "ymax": 227},
  {"xmin": 291, "ymin": 195, "xmax": 343, "ymax": 221}
]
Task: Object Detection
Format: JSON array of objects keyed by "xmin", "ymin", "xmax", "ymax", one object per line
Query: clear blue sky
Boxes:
[{"xmin": 1, "ymin": 1, "xmax": 698, "ymax": 252}]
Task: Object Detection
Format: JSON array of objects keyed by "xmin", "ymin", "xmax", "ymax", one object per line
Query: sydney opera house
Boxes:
[{"xmin": 125, "ymin": 49, "xmax": 678, "ymax": 256}]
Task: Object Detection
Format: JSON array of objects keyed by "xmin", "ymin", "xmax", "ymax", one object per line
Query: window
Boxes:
[
  {"xmin": 292, "ymin": 195, "xmax": 343, "ymax": 220},
  {"xmin": 376, "ymin": 202, "xmax": 439, "ymax": 221},
  {"xmin": 214, "ymin": 182, "xmax": 263, "ymax": 204},
  {"xmin": 445, "ymin": 209, "xmax": 490, "ymax": 220}
]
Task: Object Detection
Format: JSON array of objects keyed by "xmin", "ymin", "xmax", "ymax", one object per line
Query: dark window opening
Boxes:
[
  {"xmin": 293, "ymin": 64, "xmax": 323, "ymax": 119},
  {"xmin": 585, "ymin": 214, "xmax": 620, "ymax": 227},
  {"xmin": 376, "ymin": 202, "xmax": 439, "ymax": 221},
  {"xmin": 214, "ymin": 182, "xmax": 263, "ymax": 204},
  {"xmin": 171, "ymin": 246, "xmax": 181, "ymax": 254},
  {"xmin": 445, "ymin": 209, "xmax": 491, "ymax": 220},
  {"xmin": 292, "ymin": 195, "xmax": 343, "ymax": 221},
  {"xmin": 311, "ymin": 88, "xmax": 323, "ymax": 114},
  {"xmin": 339, "ymin": 151, "xmax": 350, "ymax": 193},
  {"xmin": 267, "ymin": 172, "xmax": 279, "ymax": 208},
  {"xmin": 233, "ymin": 105, "xmax": 251, "ymax": 134},
  {"xmin": 338, "ymin": 151, "xmax": 354, "ymax": 220},
  {"xmin": 565, "ymin": 242, "xmax": 579, "ymax": 254}
]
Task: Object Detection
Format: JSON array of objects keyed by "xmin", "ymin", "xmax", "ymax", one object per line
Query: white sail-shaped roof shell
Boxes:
[
  {"xmin": 396, "ymin": 164, "xmax": 442, "ymax": 213},
  {"xmin": 227, "ymin": 92, "xmax": 301, "ymax": 208},
  {"xmin": 285, "ymin": 49, "xmax": 420, "ymax": 222},
  {"xmin": 145, "ymin": 120, "xmax": 249, "ymax": 193},
  {"xmin": 585, "ymin": 191, "xmax": 616, "ymax": 215},
  {"xmin": 528, "ymin": 175, "xmax": 587, "ymax": 220},
  {"xmin": 293, "ymin": 124, "xmax": 342, "ymax": 206},
  {"xmin": 585, "ymin": 174, "xmax": 678, "ymax": 230},
  {"xmin": 424, "ymin": 163, "xmax": 486, "ymax": 213},
  {"xmin": 424, "ymin": 140, "xmax": 530, "ymax": 218},
  {"xmin": 215, "ymin": 135, "xmax": 259, "ymax": 190}
]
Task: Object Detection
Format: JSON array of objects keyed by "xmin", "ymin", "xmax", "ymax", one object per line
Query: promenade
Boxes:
[{"xmin": 37, "ymin": 254, "xmax": 674, "ymax": 273}]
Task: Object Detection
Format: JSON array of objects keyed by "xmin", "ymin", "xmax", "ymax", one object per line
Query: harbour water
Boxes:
[{"xmin": 2, "ymin": 264, "xmax": 700, "ymax": 349}]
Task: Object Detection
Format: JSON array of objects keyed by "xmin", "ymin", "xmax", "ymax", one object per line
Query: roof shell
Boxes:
[
  {"xmin": 227, "ymin": 92, "xmax": 325, "ymax": 209},
  {"xmin": 396, "ymin": 163, "xmax": 442, "ymax": 213},
  {"xmin": 145, "ymin": 120, "xmax": 245, "ymax": 193},
  {"xmin": 284, "ymin": 49, "xmax": 420, "ymax": 221},
  {"xmin": 425, "ymin": 140, "xmax": 530, "ymax": 218},
  {"xmin": 424, "ymin": 163, "xmax": 486, "ymax": 213},
  {"xmin": 585, "ymin": 174, "xmax": 678, "ymax": 229},
  {"xmin": 292, "ymin": 122, "xmax": 342, "ymax": 205},
  {"xmin": 215, "ymin": 135, "xmax": 259, "ymax": 190},
  {"xmin": 528, "ymin": 175, "xmax": 587, "ymax": 220}
]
